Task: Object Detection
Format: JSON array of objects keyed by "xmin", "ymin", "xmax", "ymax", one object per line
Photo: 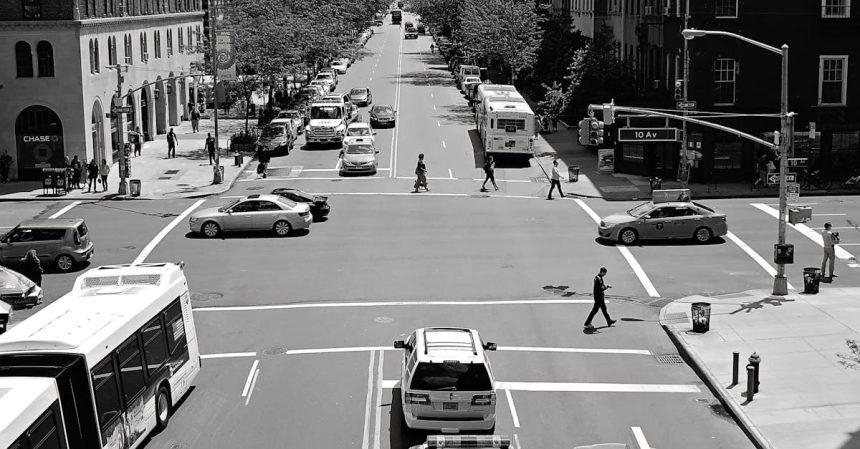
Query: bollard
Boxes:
[
  {"xmin": 749, "ymin": 352, "xmax": 761, "ymax": 393},
  {"xmin": 746, "ymin": 365, "xmax": 756, "ymax": 401},
  {"xmin": 732, "ymin": 352, "xmax": 740, "ymax": 385}
]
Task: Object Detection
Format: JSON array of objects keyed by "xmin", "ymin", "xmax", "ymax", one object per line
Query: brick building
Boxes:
[{"xmin": 1, "ymin": 0, "xmax": 204, "ymax": 180}]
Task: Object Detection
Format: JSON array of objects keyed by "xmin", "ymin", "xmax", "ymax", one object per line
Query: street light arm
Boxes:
[{"xmin": 682, "ymin": 28, "xmax": 781, "ymax": 55}]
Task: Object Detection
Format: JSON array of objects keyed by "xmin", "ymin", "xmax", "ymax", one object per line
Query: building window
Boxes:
[
  {"xmin": 196, "ymin": 25, "xmax": 202, "ymax": 47},
  {"xmin": 36, "ymin": 41, "xmax": 54, "ymax": 77},
  {"xmin": 15, "ymin": 41, "xmax": 33, "ymax": 78},
  {"xmin": 715, "ymin": 0, "xmax": 738, "ymax": 18},
  {"xmin": 92, "ymin": 39, "xmax": 100, "ymax": 73},
  {"xmin": 166, "ymin": 29, "xmax": 173, "ymax": 56},
  {"xmin": 822, "ymin": 0, "xmax": 851, "ymax": 17},
  {"xmin": 713, "ymin": 58, "xmax": 736, "ymax": 105},
  {"xmin": 154, "ymin": 31, "xmax": 161, "ymax": 59},
  {"xmin": 187, "ymin": 27, "xmax": 192, "ymax": 52},
  {"xmin": 819, "ymin": 56, "xmax": 848, "ymax": 105},
  {"xmin": 178, "ymin": 27, "xmax": 184, "ymax": 52},
  {"xmin": 622, "ymin": 143, "xmax": 645, "ymax": 161},
  {"xmin": 22, "ymin": 0, "xmax": 42, "ymax": 19},
  {"xmin": 713, "ymin": 138, "xmax": 743, "ymax": 170},
  {"xmin": 124, "ymin": 34, "xmax": 133, "ymax": 64},
  {"xmin": 140, "ymin": 33, "xmax": 148, "ymax": 62},
  {"xmin": 107, "ymin": 36, "xmax": 116, "ymax": 66}
]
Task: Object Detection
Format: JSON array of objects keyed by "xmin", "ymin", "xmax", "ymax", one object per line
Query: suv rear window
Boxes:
[{"xmin": 410, "ymin": 361, "xmax": 492, "ymax": 391}]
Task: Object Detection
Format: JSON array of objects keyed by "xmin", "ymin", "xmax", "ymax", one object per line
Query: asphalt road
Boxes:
[{"xmin": 7, "ymin": 11, "xmax": 860, "ymax": 449}]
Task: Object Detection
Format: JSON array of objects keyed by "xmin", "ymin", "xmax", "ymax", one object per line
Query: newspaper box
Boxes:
[{"xmin": 789, "ymin": 206, "xmax": 812, "ymax": 224}]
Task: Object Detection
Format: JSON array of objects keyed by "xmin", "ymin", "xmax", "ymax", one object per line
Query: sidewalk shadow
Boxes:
[
  {"xmin": 729, "ymin": 296, "xmax": 796, "ymax": 314},
  {"xmin": 436, "ymin": 104, "xmax": 474, "ymax": 126},
  {"xmin": 0, "ymin": 181, "xmax": 44, "ymax": 196}
]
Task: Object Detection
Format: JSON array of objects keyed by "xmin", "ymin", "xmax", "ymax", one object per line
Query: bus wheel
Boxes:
[{"xmin": 155, "ymin": 386, "xmax": 172, "ymax": 430}]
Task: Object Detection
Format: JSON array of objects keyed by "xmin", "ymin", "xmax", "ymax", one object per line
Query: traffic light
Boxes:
[
  {"xmin": 589, "ymin": 120, "xmax": 605, "ymax": 146},
  {"xmin": 674, "ymin": 79, "xmax": 684, "ymax": 100},
  {"xmin": 577, "ymin": 119, "xmax": 590, "ymax": 146}
]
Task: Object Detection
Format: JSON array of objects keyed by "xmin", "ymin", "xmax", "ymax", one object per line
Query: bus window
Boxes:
[
  {"xmin": 164, "ymin": 300, "xmax": 187, "ymax": 356},
  {"xmin": 117, "ymin": 336, "xmax": 146, "ymax": 402},
  {"xmin": 91, "ymin": 358, "xmax": 122, "ymax": 429},
  {"xmin": 29, "ymin": 406, "xmax": 63, "ymax": 449},
  {"xmin": 141, "ymin": 316, "xmax": 169, "ymax": 376}
]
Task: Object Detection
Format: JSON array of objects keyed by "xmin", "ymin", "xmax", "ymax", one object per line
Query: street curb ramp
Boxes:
[{"xmin": 658, "ymin": 302, "xmax": 776, "ymax": 449}]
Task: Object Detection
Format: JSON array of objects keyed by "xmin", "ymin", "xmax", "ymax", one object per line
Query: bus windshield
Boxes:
[{"xmin": 310, "ymin": 106, "xmax": 343, "ymax": 120}]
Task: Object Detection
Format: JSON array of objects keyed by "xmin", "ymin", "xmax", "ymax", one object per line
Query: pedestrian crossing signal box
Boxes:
[
  {"xmin": 788, "ymin": 206, "xmax": 812, "ymax": 224},
  {"xmin": 774, "ymin": 243, "xmax": 794, "ymax": 264}
]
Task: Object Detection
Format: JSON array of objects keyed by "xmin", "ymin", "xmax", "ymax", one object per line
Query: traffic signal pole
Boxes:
[
  {"xmin": 680, "ymin": 0, "xmax": 690, "ymax": 187},
  {"xmin": 210, "ymin": 0, "xmax": 222, "ymax": 184}
]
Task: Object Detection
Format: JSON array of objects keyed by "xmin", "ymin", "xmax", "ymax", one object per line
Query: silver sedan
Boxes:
[
  {"xmin": 598, "ymin": 201, "xmax": 728, "ymax": 244},
  {"xmin": 189, "ymin": 194, "xmax": 312, "ymax": 238}
]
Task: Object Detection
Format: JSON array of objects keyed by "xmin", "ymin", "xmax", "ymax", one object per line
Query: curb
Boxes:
[
  {"xmin": 185, "ymin": 156, "xmax": 253, "ymax": 199},
  {"xmin": 658, "ymin": 303, "xmax": 775, "ymax": 449}
]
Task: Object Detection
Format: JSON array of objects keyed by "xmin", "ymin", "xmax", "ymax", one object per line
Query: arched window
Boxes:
[
  {"xmin": 177, "ymin": 26, "xmax": 184, "ymax": 52},
  {"xmin": 124, "ymin": 34, "xmax": 133, "ymax": 64},
  {"xmin": 36, "ymin": 41, "xmax": 53, "ymax": 77},
  {"xmin": 93, "ymin": 38, "xmax": 100, "ymax": 73},
  {"xmin": 88, "ymin": 39, "xmax": 95, "ymax": 74},
  {"xmin": 15, "ymin": 41, "xmax": 33, "ymax": 78},
  {"xmin": 154, "ymin": 31, "xmax": 161, "ymax": 59},
  {"xmin": 166, "ymin": 29, "xmax": 173, "ymax": 56}
]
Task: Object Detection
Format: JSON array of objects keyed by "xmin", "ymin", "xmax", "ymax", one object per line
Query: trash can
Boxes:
[
  {"xmin": 568, "ymin": 165, "xmax": 580, "ymax": 183},
  {"xmin": 649, "ymin": 177, "xmax": 662, "ymax": 192},
  {"xmin": 129, "ymin": 179, "xmax": 141, "ymax": 197},
  {"xmin": 691, "ymin": 302, "xmax": 711, "ymax": 333},
  {"xmin": 803, "ymin": 267, "xmax": 821, "ymax": 294},
  {"xmin": 234, "ymin": 152, "xmax": 244, "ymax": 166}
]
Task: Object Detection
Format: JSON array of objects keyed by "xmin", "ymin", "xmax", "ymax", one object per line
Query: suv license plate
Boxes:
[
  {"xmin": 443, "ymin": 402, "xmax": 459, "ymax": 411},
  {"xmin": 505, "ymin": 141, "xmax": 516, "ymax": 147}
]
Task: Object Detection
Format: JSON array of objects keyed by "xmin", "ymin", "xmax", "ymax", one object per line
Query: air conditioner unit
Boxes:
[
  {"xmin": 142, "ymin": 52, "xmax": 149, "ymax": 62},
  {"xmin": 644, "ymin": 5, "xmax": 654, "ymax": 15},
  {"xmin": 663, "ymin": 6, "xmax": 671, "ymax": 15}
]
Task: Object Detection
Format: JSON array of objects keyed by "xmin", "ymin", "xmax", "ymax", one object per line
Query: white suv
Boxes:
[{"xmin": 394, "ymin": 327, "xmax": 497, "ymax": 433}]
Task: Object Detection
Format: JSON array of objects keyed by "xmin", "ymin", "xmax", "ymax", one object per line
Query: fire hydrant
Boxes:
[{"xmin": 748, "ymin": 352, "xmax": 761, "ymax": 393}]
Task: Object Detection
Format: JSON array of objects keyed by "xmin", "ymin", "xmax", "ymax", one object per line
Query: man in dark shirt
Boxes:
[{"xmin": 585, "ymin": 267, "xmax": 616, "ymax": 329}]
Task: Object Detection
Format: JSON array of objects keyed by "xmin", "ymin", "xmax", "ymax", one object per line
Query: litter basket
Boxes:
[
  {"xmin": 803, "ymin": 267, "xmax": 821, "ymax": 294},
  {"xmin": 691, "ymin": 302, "xmax": 711, "ymax": 333},
  {"xmin": 568, "ymin": 165, "xmax": 580, "ymax": 183},
  {"xmin": 129, "ymin": 179, "xmax": 141, "ymax": 197}
]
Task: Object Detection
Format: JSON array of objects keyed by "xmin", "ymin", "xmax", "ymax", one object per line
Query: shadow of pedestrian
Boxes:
[{"xmin": 729, "ymin": 296, "xmax": 795, "ymax": 314}]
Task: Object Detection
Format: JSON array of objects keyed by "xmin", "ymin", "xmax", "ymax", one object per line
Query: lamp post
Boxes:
[{"xmin": 682, "ymin": 28, "xmax": 791, "ymax": 295}]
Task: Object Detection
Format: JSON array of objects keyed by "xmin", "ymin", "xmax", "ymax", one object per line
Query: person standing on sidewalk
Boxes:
[
  {"xmin": 547, "ymin": 160, "xmax": 565, "ymax": 200},
  {"xmin": 206, "ymin": 133, "xmax": 216, "ymax": 165},
  {"xmin": 166, "ymin": 128, "xmax": 178, "ymax": 158},
  {"xmin": 481, "ymin": 155, "xmax": 498, "ymax": 191},
  {"xmin": 413, "ymin": 153, "xmax": 429, "ymax": 193},
  {"xmin": 86, "ymin": 159, "xmax": 99, "ymax": 192},
  {"xmin": 133, "ymin": 127, "xmax": 143, "ymax": 157},
  {"xmin": 191, "ymin": 107, "xmax": 200, "ymax": 133},
  {"xmin": 821, "ymin": 222, "xmax": 839, "ymax": 279},
  {"xmin": 71, "ymin": 155, "xmax": 82, "ymax": 189},
  {"xmin": 584, "ymin": 267, "xmax": 616, "ymax": 330},
  {"xmin": 99, "ymin": 159, "xmax": 110, "ymax": 192}
]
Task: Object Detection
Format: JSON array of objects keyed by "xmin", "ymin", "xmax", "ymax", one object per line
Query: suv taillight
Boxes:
[
  {"xmin": 405, "ymin": 392, "xmax": 430, "ymax": 404},
  {"xmin": 471, "ymin": 394, "xmax": 495, "ymax": 406}
]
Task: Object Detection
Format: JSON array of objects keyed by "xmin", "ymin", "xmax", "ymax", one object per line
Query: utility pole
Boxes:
[
  {"xmin": 679, "ymin": 0, "xmax": 690, "ymax": 187},
  {"xmin": 773, "ymin": 44, "xmax": 790, "ymax": 295},
  {"xmin": 210, "ymin": 0, "xmax": 222, "ymax": 184},
  {"xmin": 111, "ymin": 63, "xmax": 130, "ymax": 195}
]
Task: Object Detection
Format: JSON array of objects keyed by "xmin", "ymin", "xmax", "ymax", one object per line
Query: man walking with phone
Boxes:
[
  {"xmin": 585, "ymin": 267, "xmax": 616, "ymax": 330},
  {"xmin": 547, "ymin": 159, "xmax": 564, "ymax": 200}
]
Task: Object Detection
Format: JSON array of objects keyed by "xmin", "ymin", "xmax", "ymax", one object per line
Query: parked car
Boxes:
[
  {"xmin": 597, "ymin": 200, "xmax": 728, "ymax": 244},
  {"xmin": 417, "ymin": 24, "xmax": 426, "ymax": 34},
  {"xmin": 404, "ymin": 31, "xmax": 418, "ymax": 39},
  {"xmin": 271, "ymin": 188, "xmax": 331, "ymax": 221},
  {"xmin": 0, "ymin": 265, "xmax": 42, "ymax": 309},
  {"xmin": 256, "ymin": 123, "xmax": 294, "ymax": 155},
  {"xmin": 310, "ymin": 79, "xmax": 333, "ymax": 94},
  {"xmin": 0, "ymin": 218, "xmax": 94, "ymax": 272},
  {"xmin": 369, "ymin": 104, "xmax": 396, "ymax": 127},
  {"xmin": 331, "ymin": 59, "xmax": 348, "ymax": 75},
  {"xmin": 462, "ymin": 76, "xmax": 482, "ymax": 98},
  {"xmin": 299, "ymin": 86, "xmax": 323, "ymax": 103},
  {"xmin": 276, "ymin": 110, "xmax": 304, "ymax": 135},
  {"xmin": 339, "ymin": 137, "xmax": 379, "ymax": 175},
  {"xmin": 349, "ymin": 87, "xmax": 373, "ymax": 106},
  {"xmin": 345, "ymin": 122, "xmax": 376, "ymax": 145},
  {"xmin": 188, "ymin": 194, "xmax": 312, "ymax": 238}
]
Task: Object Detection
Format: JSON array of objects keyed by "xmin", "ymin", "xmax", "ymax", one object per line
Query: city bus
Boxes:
[
  {"xmin": 474, "ymin": 84, "xmax": 535, "ymax": 157},
  {"xmin": 0, "ymin": 262, "xmax": 200, "ymax": 449},
  {"xmin": 0, "ymin": 377, "xmax": 69, "ymax": 449}
]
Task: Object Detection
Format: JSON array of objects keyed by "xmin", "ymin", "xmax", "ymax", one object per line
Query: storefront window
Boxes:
[
  {"xmin": 622, "ymin": 143, "xmax": 644, "ymax": 162},
  {"xmin": 714, "ymin": 139, "xmax": 743, "ymax": 170}
]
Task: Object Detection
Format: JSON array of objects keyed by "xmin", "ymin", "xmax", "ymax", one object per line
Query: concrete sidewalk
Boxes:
[
  {"xmin": 0, "ymin": 117, "xmax": 252, "ymax": 201},
  {"xmin": 661, "ymin": 288, "xmax": 860, "ymax": 449}
]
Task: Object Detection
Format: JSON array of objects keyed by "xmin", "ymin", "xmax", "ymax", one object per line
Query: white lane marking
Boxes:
[
  {"xmin": 514, "ymin": 434, "xmax": 522, "ymax": 449},
  {"xmin": 300, "ymin": 168, "xmax": 391, "ymax": 172},
  {"xmin": 497, "ymin": 346, "xmax": 651, "ymax": 355},
  {"xmin": 751, "ymin": 203, "xmax": 854, "ymax": 260},
  {"xmin": 726, "ymin": 231, "xmax": 796, "ymax": 290},
  {"xmin": 244, "ymin": 367, "xmax": 260, "ymax": 405},
  {"xmin": 195, "ymin": 298, "xmax": 599, "ymax": 312},
  {"xmin": 219, "ymin": 195, "xmax": 244, "ymax": 199},
  {"xmin": 133, "ymin": 199, "xmax": 204, "ymax": 265},
  {"xmin": 335, "ymin": 159, "xmax": 342, "ymax": 170},
  {"xmin": 836, "ymin": 242, "xmax": 860, "ymax": 246},
  {"xmin": 811, "ymin": 226, "xmax": 856, "ymax": 230},
  {"xmin": 372, "ymin": 350, "xmax": 384, "ymax": 449},
  {"xmin": 201, "ymin": 352, "xmax": 257, "ymax": 359},
  {"xmin": 430, "ymin": 92, "xmax": 434, "ymax": 98},
  {"xmin": 238, "ymin": 176, "xmax": 387, "ymax": 182},
  {"xmin": 505, "ymin": 390, "xmax": 520, "ymax": 428},
  {"xmin": 241, "ymin": 359, "xmax": 260, "ymax": 397},
  {"xmin": 813, "ymin": 213, "xmax": 847, "ymax": 216},
  {"xmin": 49, "ymin": 200, "xmax": 82, "ymax": 218},
  {"xmin": 448, "ymin": 169, "xmax": 453, "ymax": 179},
  {"xmin": 380, "ymin": 380, "xmax": 700, "ymax": 393},
  {"xmin": 433, "ymin": 105, "xmax": 437, "ymax": 111},
  {"xmin": 632, "ymin": 427, "xmax": 651, "ymax": 449},
  {"xmin": 389, "ymin": 33, "xmax": 404, "ymax": 178},
  {"xmin": 436, "ymin": 120, "xmax": 440, "ymax": 127},
  {"xmin": 287, "ymin": 346, "xmax": 391, "ymax": 355},
  {"xmin": 441, "ymin": 140, "xmax": 446, "ymax": 149},
  {"xmin": 361, "ymin": 351, "xmax": 375, "ymax": 449},
  {"xmin": 574, "ymin": 199, "xmax": 660, "ymax": 297}
]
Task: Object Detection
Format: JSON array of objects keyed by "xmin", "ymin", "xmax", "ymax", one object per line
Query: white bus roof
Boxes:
[
  {"xmin": 488, "ymin": 100, "xmax": 533, "ymax": 114},
  {"xmin": 0, "ymin": 377, "xmax": 59, "ymax": 447},
  {"xmin": 477, "ymin": 84, "xmax": 516, "ymax": 93},
  {"xmin": 0, "ymin": 263, "xmax": 188, "ymax": 366}
]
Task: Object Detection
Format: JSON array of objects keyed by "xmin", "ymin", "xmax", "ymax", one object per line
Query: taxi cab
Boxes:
[
  {"xmin": 394, "ymin": 327, "xmax": 498, "ymax": 433},
  {"xmin": 597, "ymin": 190, "xmax": 727, "ymax": 245},
  {"xmin": 339, "ymin": 137, "xmax": 379, "ymax": 175},
  {"xmin": 409, "ymin": 435, "xmax": 511, "ymax": 449}
]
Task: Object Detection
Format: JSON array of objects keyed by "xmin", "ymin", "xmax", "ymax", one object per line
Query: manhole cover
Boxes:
[
  {"xmin": 164, "ymin": 170, "xmax": 180, "ymax": 175},
  {"xmin": 263, "ymin": 346, "xmax": 288, "ymax": 355},
  {"xmin": 654, "ymin": 354, "xmax": 685, "ymax": 364},
  {"xmin": 374, "ymin": 316, "xmax": 394, "ymax": 324},
  {"xmin": 190, "ymin": 292, "xmax": 224, "ymax": 302}
]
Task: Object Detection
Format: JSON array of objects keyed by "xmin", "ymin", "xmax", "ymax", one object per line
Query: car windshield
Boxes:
[
  {"xmin": 693, "ymin": 202, "xmax": 714, "ymax": 213},
  {"xmin": 351, "ymin": 88, "xmax": 367, "ymax": 95},
  {"xmin": 283, "ymin": 111, "xmax": 299, "ymax": 118},
  {"xmin": 218, "ymin": 199, "xmax": 239, "ymax": 212},
  {"xmin": 261, "ymin": 126, "xmax": 284, "ymax": 137},
  {"xmin": 349, "ymin": 127, "xmax": 371, "ymax": 136},
  {"xmin": 409, "ymin": 362, "xmax": 492, "ymax": 391},
  {"xmin": 310, "ymin": 106, "xmax": 342, "ymax": 119},
  {"xmin": 373, "ymin": 106, "xmax": 393, "ymax": 114},
  {"xmin": 627, "ymin": 202, "xmax": 654, "ymax": 217},
  {"xmin": 316, "ymin": 73, "xmax": 333, "ymax": 80},
  {"xmin": 346, "ymin": 145, "xmax": 374, "ymax": 154}
]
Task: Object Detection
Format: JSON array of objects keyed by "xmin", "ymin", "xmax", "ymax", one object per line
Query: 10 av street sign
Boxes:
[
  {"xmin": 617, "ymin": 128, "xmax": 682, "ymax": 142},
  {"xmin": 767, "ymin": 172, "xmax": 797, "ymax": 185}
]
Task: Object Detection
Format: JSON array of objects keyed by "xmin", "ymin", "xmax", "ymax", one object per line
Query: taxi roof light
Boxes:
[{"xmin": 425, "ymin": 435, "xmax": 512, "ymax": 448}]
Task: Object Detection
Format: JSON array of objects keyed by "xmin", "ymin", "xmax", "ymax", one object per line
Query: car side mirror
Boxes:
[
  {"xmin": 483, "ymin": 342, "xmax": 497, "ymax": 351},
  {"xmin": 394, "ymin": 340, "xmax": 412, "ymax": 350},
  {"xmin": 373, "ymin": 132, "xmax": 377, "ymax": 135}
]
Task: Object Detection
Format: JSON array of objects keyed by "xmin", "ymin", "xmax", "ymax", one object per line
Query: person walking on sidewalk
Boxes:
[
  {"xmin": 821, "ymin": 222, "xmax": 839, "ymax": 279},
  {"xmin": 547, "ymin": 160, "xmax": 565, "ymax": 200},
  {"xmin": 71, "ymin": 155, "xmax": 82, "ymax": 189},
  {"xmin": 133, "ymin": 127, "xmax": 143, "ymax": 157},
  {"xmin": 0, "ymin": 151, "xmax": 11, "ymax": 183},
  {"xmin": 206, "ymin": 133, "xmax": 216, "ymax": 165},
  {"xmin": 481, "ymin": 155, "xmax": 498, "ymax": 191},
  {"xmin": 167, "ymin": 128, "xmax": 178, "ymax": 158},
  {"xmin": 99, "ymin": 159, "xmax": 110, "ymax": 192},
  {"xmin": 191, "ymin": 107, "xmax": 200, "ymax": 133},
  {"xmin": 255, "ymin": 146, "xmax": 270, "ymax": 179},
  {"xmin": 86, "ymin": 159, "xmax": 99, "ymax": 192},
  {"xmin": 584, "ymin": 267, "xmax": 616, "ymax": 330},
  {"xmin": 19, "ymin": 250, "xmax": 43, "ymax": 287},
  {"xmin": 413, "ymin": 153, "xmax": 429, "ymax": 193}
]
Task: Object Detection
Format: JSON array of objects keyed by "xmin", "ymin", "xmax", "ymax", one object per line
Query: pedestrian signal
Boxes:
[
  {"xmin": 774, "ymin": 243, "xmax": 794, "ymax": 264},
  {"xmin": 589, "ymin": 120, "xmax": 605, "ymax": 146}
]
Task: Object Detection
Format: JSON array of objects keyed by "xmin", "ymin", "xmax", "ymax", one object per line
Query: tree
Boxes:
[
  {"xmin": 528, "ymin": 8, "xmax": 585, "ymax": 95},
  {"xmin": 409, "ymin": 0, "xmax": 462, "ymax": 37}
]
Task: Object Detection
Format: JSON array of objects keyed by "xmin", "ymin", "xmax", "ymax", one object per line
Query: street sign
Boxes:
[
  {"xmin": 766, "ymin": 172, "xmax": 797, "ymax": 186},
  {"xmin": 111, "ymin": 106, "xmax": 132, "ymax": 114},
  {"xmin": 617, "ymin": 128, "xmax": 681, "ymax": 142},
  {"xmin": 787, "ymin": 157, "xmax": 808, "ymax": 168},
  {"xmin": 676, "ymin": 100, "xmax": 697, "ymax": 110},
  {"xmin": 786, "ymin": 182, "xmax": 800, "ymax": 202}
]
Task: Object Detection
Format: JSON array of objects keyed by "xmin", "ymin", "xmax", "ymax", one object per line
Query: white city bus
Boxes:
[
  {"xmin": 0, "ymin": 377, "xmax": 69, "ymax": 449},
  {"xmin": 0, "ymin": 262, "xmax": 200, "ymax": 449},
  {"xmin": 474, "ymin": 84, "xmax": 535, "ymax": 156}
]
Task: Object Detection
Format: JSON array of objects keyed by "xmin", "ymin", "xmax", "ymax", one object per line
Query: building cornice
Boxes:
[{"xmin": 0, "ymin": 11, "xmax": 204, "ymax": 32}]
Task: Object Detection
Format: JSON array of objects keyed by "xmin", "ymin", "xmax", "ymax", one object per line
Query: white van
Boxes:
[{"xmin": 394, "ymin": 327, "xmax": 497, "ymax": 433}]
